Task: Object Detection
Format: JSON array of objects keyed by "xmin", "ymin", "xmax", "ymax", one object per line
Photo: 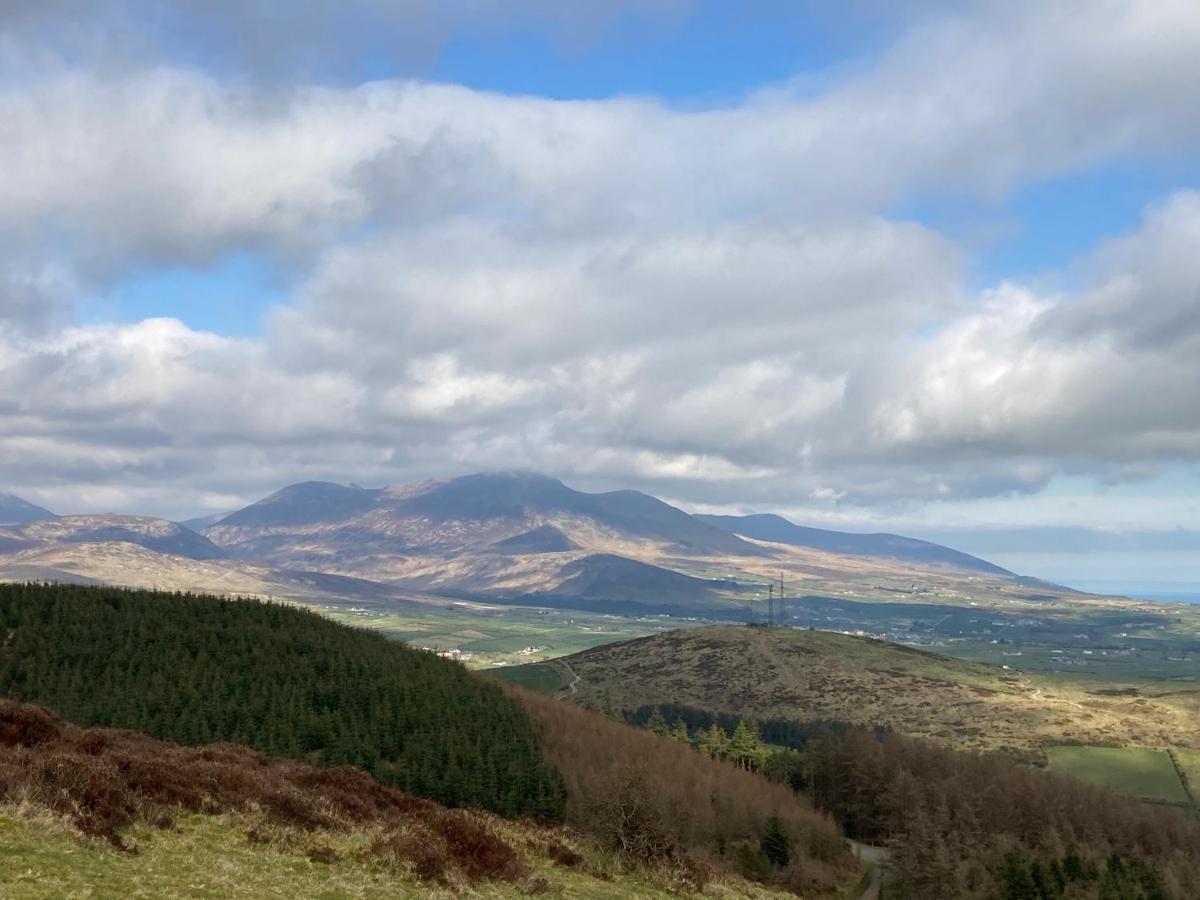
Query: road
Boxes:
[{"xmin": 848, "ymin": 840, "xmax": 889, "ymax": 900}]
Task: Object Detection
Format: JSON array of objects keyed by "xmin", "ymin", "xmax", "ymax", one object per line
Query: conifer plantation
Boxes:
[{"xmin": 0, "ymin": 583, "xmax": 564, "ymax": 819}]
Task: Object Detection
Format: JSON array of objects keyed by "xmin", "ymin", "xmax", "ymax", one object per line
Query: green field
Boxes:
[
  {"xmin": 1046, "ymin": 746, "xmax": 1190, "ymax": 805},
  {"xmin": 1175, "ymin": 748, "xmax": 1200, "ymax": 796},
  {"xmin": 490, "ymin": 663, "xmax": 564, "ymax": 694},
  {"xmin": 313, "ymin": 603, "xmax": 699, "ymax": 668}
]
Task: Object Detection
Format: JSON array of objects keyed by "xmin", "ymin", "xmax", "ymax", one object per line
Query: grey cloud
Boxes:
[{"xmin": 0, "ymin": 1, "xmax": 688, "ymax": 84}]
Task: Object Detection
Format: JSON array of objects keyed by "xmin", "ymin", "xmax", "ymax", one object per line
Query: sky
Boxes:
[{"xmin": 2, "ymin": 0, "xmax": 1200, "ymax": 586}]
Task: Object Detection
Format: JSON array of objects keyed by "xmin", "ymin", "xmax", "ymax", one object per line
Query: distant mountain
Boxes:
[
  {"xmin": 0, "ymin": 493, "xmax": 55, "ymax": 526},
  {"xmin": 697, "ymin": 513, "xmax": 1011, "ymax": 575},
  {"xmin": 211, "ymin": 472, "xmax": 760, "ymax": 557},
  {"xmin": 196, "ymin": 472, "xmax": 766, "ymax": 611},
  {"xmin": 215, "ymin": 481, "xmax": 383, "ymax": 528},
  {"xmin": 0, "ymin": 514, "xmax": 226, "ymax": 560},
  {"xmin": 179, "ymin": 512, "xmax": 229, "ymax": 531}
]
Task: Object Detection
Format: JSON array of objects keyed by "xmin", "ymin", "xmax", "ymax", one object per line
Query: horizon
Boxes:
[{"xmin": 2, "ymin": 2, "xmax": 1200, "ymax": 588}]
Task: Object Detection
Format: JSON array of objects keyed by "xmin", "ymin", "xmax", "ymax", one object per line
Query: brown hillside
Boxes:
[{"xmin": 560, "ymin": 625, "xmax": 1200, "ymax": 757}]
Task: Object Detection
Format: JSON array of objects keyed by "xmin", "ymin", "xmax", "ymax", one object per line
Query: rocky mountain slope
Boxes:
[{"xmin": 0, "ymin": 514, "xmax": 226, "ymax": 559}]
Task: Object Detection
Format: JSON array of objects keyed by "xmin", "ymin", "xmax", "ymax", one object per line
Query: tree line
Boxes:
[
  {"xmin": 0, "ymin": 583, "xmax": 564, "ymax": 819},
  {"xmin": 624, "ymin": 702, "xmax": 1200, "ymax": 898}
]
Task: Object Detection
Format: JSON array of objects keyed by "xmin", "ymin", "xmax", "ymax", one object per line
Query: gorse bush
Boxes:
[{"xmin": 0, "ymin": 582, "xmax": 564, "ymax": 819}]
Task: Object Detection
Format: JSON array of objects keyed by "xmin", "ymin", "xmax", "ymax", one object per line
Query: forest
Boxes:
[
  {"xmin": 628, "ymin": 703, "xmax": 1200, "ymax": 898},
  {"xmin": 0, "ymin": 582, "xmax": 564, "ymax": 818}
]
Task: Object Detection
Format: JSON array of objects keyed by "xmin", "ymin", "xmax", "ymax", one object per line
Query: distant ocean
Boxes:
[{"xmin": 1065, "ymin": 581, "xmax": 1200, "ymax": 604}]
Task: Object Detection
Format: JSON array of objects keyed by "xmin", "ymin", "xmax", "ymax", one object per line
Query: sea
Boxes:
[{"xmin": 1065, "ymin": 580, "xmax": 1200, "ymax": 604}]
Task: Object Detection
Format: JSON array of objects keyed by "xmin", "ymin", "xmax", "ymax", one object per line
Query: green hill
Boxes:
[{"xmin": 0, "ymin": 582, "xmax": 563, "ymax": 818}]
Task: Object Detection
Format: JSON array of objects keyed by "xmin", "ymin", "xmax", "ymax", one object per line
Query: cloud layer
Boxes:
[{"xmin": 1, "ymin": 1, "xmax": 1199, "ymax": 524}]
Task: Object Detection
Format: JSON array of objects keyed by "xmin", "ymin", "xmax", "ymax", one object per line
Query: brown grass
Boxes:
[{"xmin": 0, "ymin": 699, "xmax": 528, "ymax": 885}]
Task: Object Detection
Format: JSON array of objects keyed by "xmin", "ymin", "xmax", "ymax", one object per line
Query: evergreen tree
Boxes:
[
  {"xmin": 760, "ymin": 814, "xmax": 790, "ymax": 868},
  {"xmin": 697, "ymin": 723, "xmax": 730, "ymax": 760},
  {"xmin": 730, "ymin": 718, "xmax": 766, "ymax": 772},
  {"xmin": 0, "ymin": 583, "xmax": 565, "ymax": 820}
]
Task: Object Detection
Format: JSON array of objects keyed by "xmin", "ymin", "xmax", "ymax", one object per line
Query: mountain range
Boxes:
[{"xmin": 0, "ymin": 472, "xmax": 1115, "ymax": 614}]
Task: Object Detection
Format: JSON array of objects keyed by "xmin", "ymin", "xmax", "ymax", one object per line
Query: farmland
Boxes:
[
  {"xmin": 1045, "ymin": 746, "xmax": 1191, "ymax": 806},
  {"xmin": 313, "ymin": 602, "xmax": 699, "ymax": 668}
]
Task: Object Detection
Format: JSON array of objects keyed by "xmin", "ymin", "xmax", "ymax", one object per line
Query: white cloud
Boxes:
[{"xmin": 1, "ymin": 1, "xmax": 1199, "ymax": 526}]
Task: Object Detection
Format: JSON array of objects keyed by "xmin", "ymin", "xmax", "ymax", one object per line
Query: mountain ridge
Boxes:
[{"xmin": 697, "ymin": 512, "xmax": 1011, "ymax": 575}]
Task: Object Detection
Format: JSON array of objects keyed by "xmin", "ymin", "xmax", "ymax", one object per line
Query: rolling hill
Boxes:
[
  {"xmin": 0, "ymin": 583, "xmax": 856, "ymax": 897},
  {"xmin": 533, "ymin": 625, "xmax": 1200, "ymax": 757},
  {"xmin": 0, "ymin": 582, "xmax": 563, "ymax": 817},
  {"xmin": 0, "ymin": 514, "xmax": 226, "ymax": 559}
]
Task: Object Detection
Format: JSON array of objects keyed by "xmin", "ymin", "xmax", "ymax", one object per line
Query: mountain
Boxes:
[
  {"xmin": 198, "ymin": 472, "xmax": 764, "ymax": 608},
  {"xmin": 0, "ymin": 514, "xmax": 226, "ymax": 560},
  {"xmin": 0, "ymin": 493, "xmax": 54, "ymax": 526},
  {"xmin": 697, "ymin": 513, "xmax": 1011, "ymax": 575},
  {"xmin": 178, "ymin": 512, "xmax": 229, "ymax": 531},
  {"xmin": 210, "ymin": 472, "xmax": 761, "ymax": 557},
  {"xmin": 527, "ymin": 625, "xmax": 1200, "ymax": 757}
]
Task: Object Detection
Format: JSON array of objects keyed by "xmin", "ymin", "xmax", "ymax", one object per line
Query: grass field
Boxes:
[
  {"xmin": 313, "ymin": 603, "xmax": 700, "ymax": 668},
  {"xmin": 490, "ymin": 662, "xmax": 564, "ymax": 693},
  {"xmin": 1046, "ymin": 746, "xmax": 1190, "ymax": 804}
]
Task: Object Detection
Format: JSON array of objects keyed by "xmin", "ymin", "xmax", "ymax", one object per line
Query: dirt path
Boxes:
[
  {"xmin": 848, "ymin": 840, "xmax": 889, "ymax": 900},
  {"xmin": 553, "ymin": 658, "xmax": 581, "ymax": 697},
  {"xmin": 1021, "ymin": 678, "xmax": 1085, "ymax": 710}
]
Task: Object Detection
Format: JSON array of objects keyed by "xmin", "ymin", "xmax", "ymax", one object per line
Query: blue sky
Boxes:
[{"xmin": 4, "ymin": 1, "xmax": 1200, "ymax": 587}]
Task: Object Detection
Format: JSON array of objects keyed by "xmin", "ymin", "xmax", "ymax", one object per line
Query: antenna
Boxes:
[
  {"xmin": 779, "ymin": 572, "xmax": 785, "ymax": 627},
  {"xmin": 768, "ymin": 583, "xmax": 774, "ymax": 627}
]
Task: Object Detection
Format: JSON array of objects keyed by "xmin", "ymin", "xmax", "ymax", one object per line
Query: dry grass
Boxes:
[
  {"xmin": 562, "ymin": 625, "xmax": 1200, "ymax": 757},
  {"xmin": 0, "ymin": 699, "xmax": 842, "ymax": 897}
]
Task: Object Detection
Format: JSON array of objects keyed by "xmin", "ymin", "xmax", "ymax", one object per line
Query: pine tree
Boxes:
[
  {"xmin": 697, "ymin": 723, "xmax": 730, "ymax": 760},
  {"xmin": 760, "ymin": 814, "xmax": 790, "ymax": 868}
]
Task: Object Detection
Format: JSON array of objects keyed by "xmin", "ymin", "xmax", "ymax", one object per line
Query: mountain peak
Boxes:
[{"xmin": 0, "ymin": 493, "xmax": 56, "ymax": 526}]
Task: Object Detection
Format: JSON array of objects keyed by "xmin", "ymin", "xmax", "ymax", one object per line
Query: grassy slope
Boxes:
[
  {"xmin": 1045, "ymin": 746, "xmax": 1190, "ymax": 804},
  {"xmin": 552, "ymin": 625, "xmax": 1200, "ymax": 757},
  {"xmin": 0, "ymin": 809, "xmax": 792, "ymax": 900},
  {"xmin": 0, "ymin": 699, "xmax": 838, "ymax": 899}
]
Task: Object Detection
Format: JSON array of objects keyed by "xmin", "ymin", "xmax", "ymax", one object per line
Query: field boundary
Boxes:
[{"xmin": 1166, "ymin": 748, "xmax": 1199, "ymax": 813}]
